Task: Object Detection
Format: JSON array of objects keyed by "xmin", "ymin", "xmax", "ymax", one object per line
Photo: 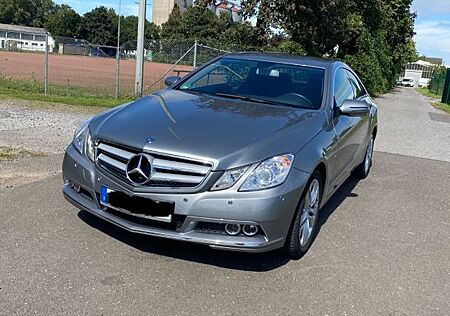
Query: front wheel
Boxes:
[
  {"xmin": 283, "ymin": 170, "xmax": 322, "ymax": 259},
  {"xmin": 354, "ymin": 136, "xmax": 374, "ymax": 179}
]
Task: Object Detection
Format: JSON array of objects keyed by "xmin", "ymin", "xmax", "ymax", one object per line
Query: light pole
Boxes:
[
  {"xmin": 115, "ymin": 0, "xmax": 122, "ymax": 99},
  {"xmin": 134, "ymin": 0, "xmax": 147, "ymax": 98}
]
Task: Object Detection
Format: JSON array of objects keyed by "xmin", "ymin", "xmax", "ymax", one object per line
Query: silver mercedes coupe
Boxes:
[{"xmin": 62, "ymin": 53, "xmax": 378, "ymax": 258}]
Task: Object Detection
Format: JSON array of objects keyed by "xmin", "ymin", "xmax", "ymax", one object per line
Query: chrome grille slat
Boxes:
[
  {"xmin": 96, "ymin": 142, "xmax": 212, "ymax": 188},
  {"xmin": 97, "ymin": 143, "xmax": 133, "ymax": 160},
  {"xmin": 152, "ymin": 158, "xmax": 210, "ymax": 175},
  {"xmin": 151, "ymin": 172, "xmax": 204, "ymax": 184},
  {"xmin": 98, "ymin": 153, "xmax": 127, "ymax": 172}
]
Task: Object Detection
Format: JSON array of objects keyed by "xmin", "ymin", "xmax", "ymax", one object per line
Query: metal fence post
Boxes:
[
  {"xmin": 134, "ymin": 0, "xmax": 147, "ymax": 98},
  {"xmin": 442, "ymin": 68, "xmax": 450, "ymax": 104},
  {"xmin": 115, "ymin": 0, "xmax": 122, "ymax": 99},
  {"xmin": 193, "ymin": 40, "xmax": 198, "ymax": 69},
  {"xmin": 44, "ymin": 32, "xmax": 49, "ymax": 95}
]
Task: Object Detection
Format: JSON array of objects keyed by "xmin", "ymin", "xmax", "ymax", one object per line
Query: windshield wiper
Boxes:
[{"xmin": 214, "ymin": 93, "xmax": 300, "ymax": 109}]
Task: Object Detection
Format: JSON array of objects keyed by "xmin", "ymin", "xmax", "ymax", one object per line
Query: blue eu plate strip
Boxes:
[{"xmin": 100, "ymin": 186, "xmax": 108, "ymax": 204}]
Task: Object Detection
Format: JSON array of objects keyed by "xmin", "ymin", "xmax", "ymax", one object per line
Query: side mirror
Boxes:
[
  {"xmin": 338, "ymin": 99, "xmax": 369, "ymax": 116},
  {"xmin": 164, "ymin": 76, "xmax": 181, "ymax": 86}
]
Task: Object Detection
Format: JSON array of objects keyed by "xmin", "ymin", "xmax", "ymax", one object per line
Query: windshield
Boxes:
[{"xmin": 176, "ymin": 58, "xmax": 325, "ymax": 109}]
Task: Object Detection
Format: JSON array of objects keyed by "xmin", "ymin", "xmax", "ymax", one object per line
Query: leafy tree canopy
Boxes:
[
  {"xmin": 241, "ymin": 0, "xmax": 418, "ymax": 94},
  {"xmin": 44, "ymin": 4, "xmax": 82, "ymax": 38}
]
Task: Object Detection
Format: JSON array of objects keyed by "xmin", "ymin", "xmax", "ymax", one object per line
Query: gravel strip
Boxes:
[
  {"xmin": 0, "ymin": 99, "xmax": 104, "ymax": 154},
  {"xmin": 0, "ymin": 98, "xmax": 107, "ymax": 187}
]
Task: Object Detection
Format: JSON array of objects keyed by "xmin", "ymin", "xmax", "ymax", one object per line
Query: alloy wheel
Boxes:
[
  {"xmin": 364, "ymin": 138, "xmax": 374, "ymax": 174},
  {"xmin": 299, "ymin": 179, "xmax": 320, "ymax": 247}
]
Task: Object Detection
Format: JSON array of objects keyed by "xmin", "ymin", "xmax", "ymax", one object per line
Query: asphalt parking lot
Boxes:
[{"xmin": 1, "ymin": 88, "xmax": 449, "ymax": 315}]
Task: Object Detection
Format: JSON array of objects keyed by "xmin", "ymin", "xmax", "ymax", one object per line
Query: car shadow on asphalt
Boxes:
[
  {"xmin": 314, "ymin": 176, "xmax": 360, "ymax": 239},
  {"xmin": 78, "ymin": 176, "xmax": 360, "ymax": 272}
]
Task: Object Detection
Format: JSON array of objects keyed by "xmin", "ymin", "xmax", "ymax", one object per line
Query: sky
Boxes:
[
  {"xmin": 56, "ymin": 0, "xmax": 450, "ymax": 66},
  {"xmin": 411, "ymin": 0, "xmax": 450, "ymax": 65},
  {"xmin": 54, "ymin": 0, "xmax": 152, "ymax": 20}
]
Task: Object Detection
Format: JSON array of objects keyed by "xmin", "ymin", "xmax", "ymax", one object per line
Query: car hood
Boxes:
[{"xmin": 91, "ymin": 89, "xmax": 326, "ymax": 170}]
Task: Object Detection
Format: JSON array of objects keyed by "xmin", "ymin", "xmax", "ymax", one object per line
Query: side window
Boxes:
[
  {"xmin": 190, "ymin": 67, "xmax": 229, "ymax": 89},
  {"xmin": 346, "ymin": 70, "xmax": 366, "ymax": 98},
  {"xmin": 334, "ymin": 68, "xmax": 354, "ymax": 106}
]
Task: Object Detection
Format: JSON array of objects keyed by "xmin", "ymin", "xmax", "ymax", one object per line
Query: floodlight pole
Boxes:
[
  {"xmin": 135, "ymin": 0, "xmax": 147, "ymax": 98},
  {"xmin": 115, "ymin": 0, "xmax": 122, "ymax": 99}
]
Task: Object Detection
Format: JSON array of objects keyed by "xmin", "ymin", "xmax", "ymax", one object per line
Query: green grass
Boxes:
[
  {"xmin": 432, "ymin": 102, "xmax": 450, "ymax": 114},
  {"xmin": 416, "ymin": 87, "xmax": 450, "ymax": 114},
  {"xmin": 0, "ymin": 76, "xmax": 133, "ymax": 108},
  {"xmin": 416, "ymin": 87, "xmax": 442, "ymax": 100}
]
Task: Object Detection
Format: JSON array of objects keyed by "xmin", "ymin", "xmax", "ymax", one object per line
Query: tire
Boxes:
[
  {"xmin": 283, "ymin": 170, "xmax": 322, "ymax": 259},
  {"xmin": 354, "ymin": 136, "xmax": 374, "ymax": 179}
]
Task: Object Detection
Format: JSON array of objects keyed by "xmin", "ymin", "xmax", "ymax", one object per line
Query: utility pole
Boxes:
[
  {"xmin": 135, "ymin": 0, "xmax": 147, "ymax": 98},
  {"xmin": 115, "ymin": 0, "xmax": 122, "ymax": 99},
  {"xmin": 193, "ymin": 40, "xmax": 198, "ymax": 69}
]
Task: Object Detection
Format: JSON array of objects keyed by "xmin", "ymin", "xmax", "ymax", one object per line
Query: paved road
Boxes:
[
  {"xmin": 375, "ymin": 88, "xmax": 450, "ymax": 162},
  {"xmin": 1, "ymin": 89, "xmax": 449, "ymax": 315}
]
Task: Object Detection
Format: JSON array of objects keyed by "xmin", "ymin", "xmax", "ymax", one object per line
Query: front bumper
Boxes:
[{"xmin": 62, "ymin": 145, "xmax": 310, "ymax": 253}]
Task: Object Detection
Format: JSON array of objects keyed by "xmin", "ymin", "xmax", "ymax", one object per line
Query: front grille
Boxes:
[
  {"xmin": 96, "ymin": 142, "xmax": 212, "ymax": 188},
  {"xmin": 195, "ymin": 222, "xmax": 227, "ymax": 235},
  {"xmin": 106, "ymin": 207, "xmax": 186, "ymax": 231}
]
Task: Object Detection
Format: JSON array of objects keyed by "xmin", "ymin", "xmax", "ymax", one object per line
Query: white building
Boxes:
[
  {"xmin": 401, "ymin": 57, "xmax": 444, "ymax": 86},
  {"xmin": 0, "ymin": 23, "xmax": 55, "ymax": 52},
  {"xmin": 207, "ymin": 1, "xmax": 242, "ymax": 22}
]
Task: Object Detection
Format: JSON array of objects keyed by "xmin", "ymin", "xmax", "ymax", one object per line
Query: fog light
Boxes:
[
  {"xmin": 225, "ymin": 223, "xmax": 241, "ymax": 236},
  {"xmin": 242, "ymin": 224, "xmax": 258, "ymax": 236}
]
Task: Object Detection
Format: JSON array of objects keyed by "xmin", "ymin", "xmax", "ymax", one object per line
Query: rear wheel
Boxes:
[
  {"xmin": 283, "ymin": 170, "xmax": 322, "ymax": 259},
  {"xmin": 354, "ymin": 136, "xmax": 374, "ymax": 179}
]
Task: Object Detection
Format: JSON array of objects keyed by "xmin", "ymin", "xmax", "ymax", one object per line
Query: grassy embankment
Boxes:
[
  {"xmin": 0, "ymin": 75, "xmax": 132, "ymax": 107},
  {"xmin": 416, "ymin": 87, "xmax": 450, "ymax": 114}
]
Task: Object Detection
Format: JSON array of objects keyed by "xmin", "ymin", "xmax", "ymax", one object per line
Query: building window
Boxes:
[
  {"xmin": 7, "ymin": 32, "xmax": 20, "ymax": 39},
  {"xmin": 34, "ymin": 35, "xmax": 46, "ymax": 42},
  {"xmin": 0, "ymin": 30, "xmax": 6, "ymax": 37},
  {"xmin": 32, "ymin": 43, "xmax": 38, "ymax": 46},
  {"xmin": 21, "ymin": 33, "xmax": 33, "ymax": 40}
]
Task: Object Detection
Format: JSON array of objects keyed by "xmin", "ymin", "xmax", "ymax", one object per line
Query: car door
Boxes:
[
  {"xmin": 329, "ymin": 68, "xmax": 369, "ymax": 186},
  {"xmin": 346, "ymin": 70, "xmax": 372, "ymax": 163}
]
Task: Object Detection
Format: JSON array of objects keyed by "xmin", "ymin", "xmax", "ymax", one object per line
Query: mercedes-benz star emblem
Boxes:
[{"xmin": 126, "ymin": 154, "xmax": 154, "ymax": 185}]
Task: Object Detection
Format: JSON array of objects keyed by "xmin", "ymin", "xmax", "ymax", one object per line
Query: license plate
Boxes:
[{"xmin": 99, "ymin": 185, "xmax": 174, "ymax": 223}]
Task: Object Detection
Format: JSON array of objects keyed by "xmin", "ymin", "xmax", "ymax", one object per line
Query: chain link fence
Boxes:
[
  {"xmin": 0, "ymin": 37, "xmax": 232, "ymax": 99},
  {"xmin": 121, "ymin": 39, "xmax": 229, "ymax": 94},
  {"xmin": 428, "ymin": 68, "xmax": 447, "ymax": 97}
]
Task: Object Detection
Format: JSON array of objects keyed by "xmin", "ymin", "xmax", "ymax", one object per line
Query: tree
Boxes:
[
  {"xmin": 219, "ymin": 22, "xmax": 260, "ymax": 49},
  {"xmin": 241, "ymin": 0, "xmax": 417, "ymax": 94},
  {"xmin": 120, "ymin": 15, "xmax": 161, "ymax": 50},
  {"xmin": 0, "ymin": 0, "xmax": 56, "ymax": 27},
  {"xmin": 80, "ymin": 6, "xmax": 117, "ymax": 45},
  {"xmin": 44, "ymin": 4, "xmax": 82, "ymax": 38},
  {"xmin": 161, "ymin": 5, "xmax": 184, "ymax": 40}
]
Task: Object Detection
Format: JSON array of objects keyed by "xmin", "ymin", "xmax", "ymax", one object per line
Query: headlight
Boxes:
[
  {"xmin": 210, "ymin": 166, "xmax": 248, "ymax": 191},
  {"xmin": 73, "ymin": 119, "xmax": 95, "ymax": 162},
  {"xmin": 240, "ymin": 154, "xmax": 294, "ymax": 191}
]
